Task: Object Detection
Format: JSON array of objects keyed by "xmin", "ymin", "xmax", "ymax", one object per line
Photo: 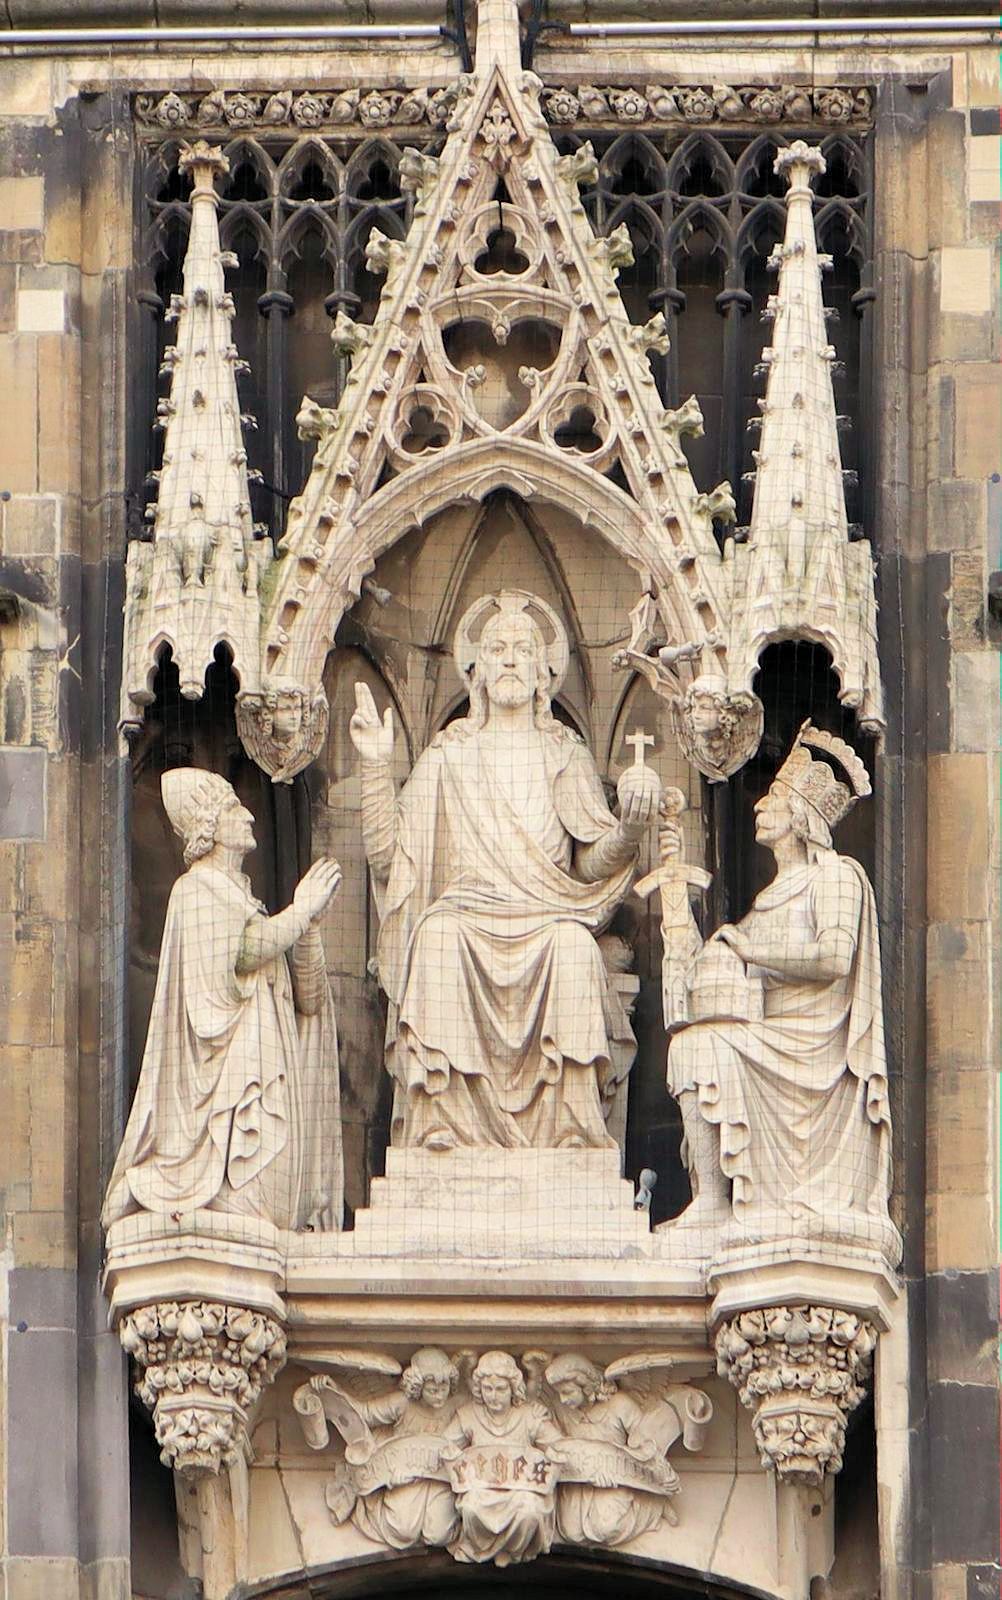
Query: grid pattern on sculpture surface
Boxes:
[{"xmin": 130, "ymin": 125, "xmax": 870, "ymax": 544}]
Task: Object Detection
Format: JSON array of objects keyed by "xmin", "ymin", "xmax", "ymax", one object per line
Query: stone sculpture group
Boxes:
[
  {"xmin": 350, "ymin": 589, "xmax": 654, "ymax": 1153},
  {"xmin": 293, "ymin": 1346, "xmax": 713, "ymax": 1565},
  {"xmin": 103, "ymin": 8, "xmax": 904, "ymax": 1585},
  {"xmin": 105, "ymin": 587, "xmax": 897, "ymax": 1273}
]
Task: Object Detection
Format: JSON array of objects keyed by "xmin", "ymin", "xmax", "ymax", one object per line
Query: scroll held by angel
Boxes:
[
  {"xmin": 102, "ymin": 769, "xmax": 344, "ymax": 1233},
  {"xmin": 662, "ymin": 723, "xmax": 901, "ymax": 1266},
  {"xmin": 349, "ymin": 590, "xmax": 659, "ymax": 1152},
  {"xmin": 293, "ymin": 1347, "xmax": 712, "ymax": 1566}
]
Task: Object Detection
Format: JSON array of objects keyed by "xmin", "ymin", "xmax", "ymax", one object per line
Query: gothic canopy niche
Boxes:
[
  {"xmin": 188, "ymin": 0, "xmax": 871, "ymax": 788},
  {"xmin": 121, "ymin": 0, "xmax": 884, "ymax": 786}
]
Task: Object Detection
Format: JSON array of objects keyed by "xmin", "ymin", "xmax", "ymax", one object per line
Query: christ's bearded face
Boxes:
[{"xmin": 477, "ymin": 613, "xmax": 543, "ymax": 711}]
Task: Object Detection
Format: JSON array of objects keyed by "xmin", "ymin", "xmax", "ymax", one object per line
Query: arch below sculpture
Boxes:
[
  {"xmin": 243, "ymin": 1548, "xmax": 778, "ymax": 1600},
  {"xmin": 318, "ymin": 436, "xmax": 718, "ymax": 698}
]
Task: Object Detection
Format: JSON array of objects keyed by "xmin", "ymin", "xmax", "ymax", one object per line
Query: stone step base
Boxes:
[{"xmin": 350, "ymin": 1147, "xmax": 655, "ymax": 1261}]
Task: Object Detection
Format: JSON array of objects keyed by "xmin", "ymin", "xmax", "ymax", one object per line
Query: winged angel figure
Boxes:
[
  {"xmin": 532, "ymin": 1351, "xmax": 714, "ymax": 1547},
  {"xmin": 293, "ymin": 1348, "xmax": 712, "ymax": 1564},
  {"xmin": 293, "ymin": 1347, "xmax": 462, "ymax": 1550}
]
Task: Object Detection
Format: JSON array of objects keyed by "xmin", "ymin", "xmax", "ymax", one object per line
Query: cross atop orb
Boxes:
[{"xmin": 625, "ymin": 728, "xmax": 655, "ymax": 767}]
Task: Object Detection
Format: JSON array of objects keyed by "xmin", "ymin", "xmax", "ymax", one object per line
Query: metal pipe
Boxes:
[
  {"xmin": 0, "ymin": 24, "xmax": 445, "ymax": 45},
  {"xmin": 0, "ymin": 13, "xmax": 993, "ymax": 50},
  {"xmin": 570, "ymin": 15, "xmax": 1002, "ymax": 35}
]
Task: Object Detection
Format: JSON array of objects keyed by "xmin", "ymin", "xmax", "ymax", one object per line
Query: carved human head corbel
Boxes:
[
  {"xmin": 673, "ymin": 673, "xmax": 764, "ymax": 784},
  {"xmin": 235, "ymin": 677, "xmax": 330, "ymax": 784}
]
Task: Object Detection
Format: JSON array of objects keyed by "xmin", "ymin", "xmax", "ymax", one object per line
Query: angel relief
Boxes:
[
  {"xmin": 292, "ymin": 1348, "xmax": 713, "ymax": 1565},
  {"xmin": 293, "ymin": 1348, "xmax": 461, "ymax": 1551}
]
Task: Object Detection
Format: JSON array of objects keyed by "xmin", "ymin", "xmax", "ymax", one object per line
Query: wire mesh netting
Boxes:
[{"xmin": 105, "ymin": 117, "xmax": 898, "ymax": 1277}]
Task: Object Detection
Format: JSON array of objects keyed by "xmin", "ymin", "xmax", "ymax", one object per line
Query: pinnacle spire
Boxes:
[
  {"xmin": 121, "ymin": 139, "xmax": 266, "ymax": 729},
  {"xmin": 728, "ymin": 139, "xmax": 883, "ymax": 733},
  {"xmin": 748, "ymin": 141, "xmax": 846, "ymax": 579},
  {"xmin": 473, "ymin": 0, "xmax": 522, "ymax": 76}
]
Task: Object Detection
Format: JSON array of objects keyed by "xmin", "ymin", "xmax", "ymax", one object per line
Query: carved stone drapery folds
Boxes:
[
  {"xmin": 110, "ymin": 5, "xmax": 899, "ymax": 1595},
  {"xmin": 120, "ymin": 1301, "xmax": 287, "ymax": 1473},
  {"xmin": 715, "ymin": 1305, "xmax": 876, "ymax": 1485}
]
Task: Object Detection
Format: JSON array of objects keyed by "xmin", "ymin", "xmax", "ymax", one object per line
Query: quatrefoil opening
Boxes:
[
  {"xmin": 387, "ymin": 384, "xmax": 462, "ymax": 472},
  {"xmin": 540, "ymin": 383, "xmax": 617, "ymax": 470}
]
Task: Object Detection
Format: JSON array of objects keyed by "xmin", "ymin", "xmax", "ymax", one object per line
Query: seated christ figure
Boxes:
[{"xmin": 349, "ymin": 590, "xmax": 658, "ymax": 1150}]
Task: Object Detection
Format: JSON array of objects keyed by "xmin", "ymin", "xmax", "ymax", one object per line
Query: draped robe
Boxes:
[
  {"xmin": 351, "ymin": 1394, "xmax": 459, "ymax": 1551},
  {"xmin": 376, "ymin": 720, "xmax": 635, "ymax": 1149},
  {"xmin": 668, "ymin": 850, "xmax": 900, "ymax": 1259},
  {"xmin": 553, "ymin": 1392, "xmax": 668, "ymax": 1547},
  {"xmin": 102, "ymin": 861, "xmax": 342, "ymax": 1231},
  {"xmin": 444, "ymin": 1400, "xmax": 562, "ymax": 1566}
]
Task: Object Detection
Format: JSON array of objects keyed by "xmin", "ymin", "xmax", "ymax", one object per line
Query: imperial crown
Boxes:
[{"xmin": 773, "ymin": 720, "xmax": 871, "ymax": 830}]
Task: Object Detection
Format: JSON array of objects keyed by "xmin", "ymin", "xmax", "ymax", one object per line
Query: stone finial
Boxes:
[
  {"xmin": 120, "ymin": 140, "xmax": 266, "ymax": 730},
  {"xmin": 748, "ymin": 142, "xmax": 843, "ymax": 576},
  {"xmin": 177, "ymin": 138, "xmax": 230, "ymax": 184},
  {"xmin": 727, "ymin": 137, "xmax": 884, "ymax": 731}
]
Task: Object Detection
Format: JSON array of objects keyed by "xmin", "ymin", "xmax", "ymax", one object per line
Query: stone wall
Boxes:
[{"xmin": 0, "ymin": 19, "xmax": 997, "ymax": 1600}]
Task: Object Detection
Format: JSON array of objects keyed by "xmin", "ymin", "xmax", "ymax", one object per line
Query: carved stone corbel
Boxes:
[
  {"xmin": 120, "ymin": 1300, "xmax": 287, "ymax": 1474},
  {"xmin": 714, "ymin": 1304, "xmax": 877, "ymax": 1485}
]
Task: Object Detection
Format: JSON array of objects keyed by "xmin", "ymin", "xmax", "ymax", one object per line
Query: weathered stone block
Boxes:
[
  {"xmin": 0, "ymin": 1043, "xmax": 33, "ymax": 1194},
  {"xmin": 11, "ymin": 1208, "xmax": 74, "ymax": 1270},
  {"xmin": 926, "ymin": 112, "xmax": 971, "ymax": 250},
  {"xmin": 967, "ymin": 46, "xmax": 1002, "ymax": 107},
  {"xmin": 926, "ymin": 920, "xmax": 990, "ymax": 1070},
  {"xmin": 927, "ymin": 478, "xmax": 985, "ymax": 554},
  {"xmin": 927, "ymin": 1268, "xmax": 999, "ymax": 1386},
  {"xmin": 952, "ymin": 651, "xmax": 1001, "ymax": 752},
  {"xmin": 0, "ymin": 748, "xmax": 47, "ymax": 839},
  {"xmin": 927, "ymin": 1191, "xmax": 996, "ymax": 1274},
  {"xmin": 0, "ymin": 334, "xmax": 38, "ymax": 492},
  {"xmin": 44, "ymin": 193, "xmax": 81, "ymax": 272},
  {"xmin": 0, "ymin": 912, "xmax": 54, "ymax": 1042},
  {"xmin": 928, "ymin": 1381, "xmax": 1001, "ymax": 1563},
  {"xmin": 36, "ymin": 333, "xmax": 80, "ymax": 496},
  {"xmin": 0, "ymin": 60, "xmax": 54, "ymax": 120},
  {"xmin": 16, "ymin": 288, "xmax": 64, "ymax": 335},
  {"xmin": 927, "ymin": 753, "xmax": 990, "ymax": 922},
  {"xmin": 28, "ymin": 1050, "xmax": 72, "ymax": 1211},
  {"xmin": 3, "ymin": 496, "xmax": 58, "ymax": 557},
  {"xmin": 0, "ymin": 176, "xmax": 44, "ymax": 232},
  {"xmin": 927, "ymin": 1067, "xmax": 993, "ymax": 1194},
  {"xmin": 955, "ymin": 366, "xmax": 1002, "ymax": 480},
  {"xmin": 939, "ymin": 246, "xmax": 993, "ymax": 317},
  {"xmin": 950, "ymin": 550, "xmax": 987, "ymax": 649},
  {"xmin": 968, "ymin": 132, "xmax": 1001, "ymax": 204},
  {"xmin": 0, "ymin": 231, "xmax": 43, "ymax": 265}
]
